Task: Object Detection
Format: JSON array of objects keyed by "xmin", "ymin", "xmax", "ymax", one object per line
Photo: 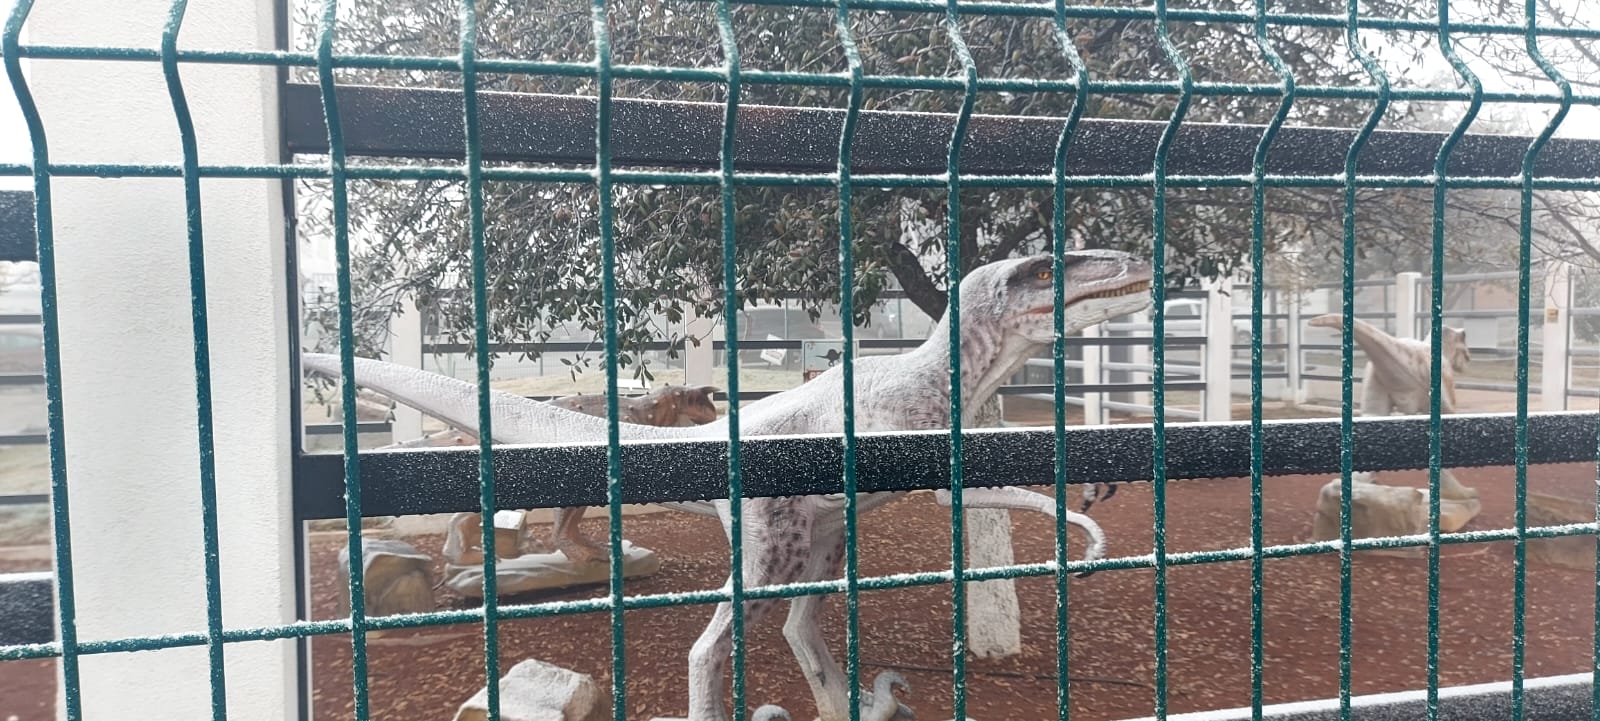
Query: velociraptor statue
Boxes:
[{"xmin": 300, "ymin": 249, "xmax": 1153, "ymax": 721}]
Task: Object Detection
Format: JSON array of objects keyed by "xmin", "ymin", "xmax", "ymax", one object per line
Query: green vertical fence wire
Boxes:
[
  {"xmin": 458, "ymin": 0, "xmax": 503, "ymax": 718},
  {"xmin": 711, "ymin": 2, "xmax": 747, "ymax": 718},
  {"xmin": 1340, "ymin": 5, "xmax": 1390, "ymax": 716},
  {"xmin": 1429, "ymin": 8, "xmax": 1484, "ymax": 717},
  {"xmin": 159, "ymin": 1, "xmax": 230, "ymax": 716},
  {"xmin": 2, "ymin": 1, "xmax": 1599, "ymax": 720},
  {"xmin": 1247, "ymin": 9, "xmax": 1296, "ymax": 719},
  {"xmin": 940, "ymin": 3, "xmax": 978, "ymax": 718},
  {"xmin": 1516, "ymin": 3, "xmax": 1572, "ymax": 717},
  {"xmin": 1, "ymin": 2, "xmax": 84, "ymax": 718},
  {"xmin": 1048, "ymin": 3, "xmax": 1089, "ymax": 717},
  {"xmin": 1149, "ymin": 0, "xmax": 1193, "ymax": 714},
  {"xmin": 833, "ymin": 2, "xmax": 867, "ymax": 720},
  {"xmin": 314, "ymin": 1, "xmax": 373, "ymax": 718},
  {"xmin": 590, "ymin": 0, "xmax": 628, "ymax": 716}
]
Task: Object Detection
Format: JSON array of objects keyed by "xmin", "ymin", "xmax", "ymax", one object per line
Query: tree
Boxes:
[{"xmin": 291, "ymin": 0, "xmax": 1599, "ymax": 372}]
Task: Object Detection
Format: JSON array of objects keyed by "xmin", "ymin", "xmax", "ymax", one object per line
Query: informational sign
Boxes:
[
  {"xmin": 800, "ymin": 339, "xmax": 856, "ymax": 382},
  {"xmin": 759, "ymin": 334, "xmax": 787, "ymax": 366}
]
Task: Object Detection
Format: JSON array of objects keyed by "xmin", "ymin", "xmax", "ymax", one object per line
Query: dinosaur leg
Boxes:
[
  {"xmin": 549, "ymin": 506, "xmax": 606, "ymax": 564},
  {"xmin": 934, "ymin": 486, "xmax": 1106, "ymax": 576},
  {"xmin": 684, "ymin": 499, "xmax": 811, "ymax": 721},
  {"xmin": 781, "ymin": 534, "xmax": 914, "ymax": 721}
]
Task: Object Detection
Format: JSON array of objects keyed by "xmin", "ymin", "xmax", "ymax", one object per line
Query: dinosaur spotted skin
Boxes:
[{"xmin": 301, "ymin": 249, "xmax": 1153, "ymax": 721}]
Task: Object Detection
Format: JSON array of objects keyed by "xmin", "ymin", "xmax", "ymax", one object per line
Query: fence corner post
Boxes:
[
  {"xmin": 30, "ymin": 0, "xmax": 298, "ymax": 718},
  {"xmin": 1395, "ymin": 271, "xmax": 1423, "ymax": 339},
  {"xmin": 1203, "ymin": 275, "xmax": 1235, "ymax": 421},
  {"xmin": 1542, "ymin": 260, "xmax": 1571, "ymax": 412}
]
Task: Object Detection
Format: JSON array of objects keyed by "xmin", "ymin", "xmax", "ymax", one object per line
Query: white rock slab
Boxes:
[{"xmin": 453, "ymin": 658, "xmax": 608, "ymax": 721}]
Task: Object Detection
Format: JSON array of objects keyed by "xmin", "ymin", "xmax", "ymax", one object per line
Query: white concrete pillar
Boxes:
[
  {"xmin": 1542, "ymin": 261, "xmax": 1571, "ymax": 412},
  {"xmin": 683, "ymin": 306, "xmax": 715, "ymax": 389},
  {"xmin": 30, "ymin": 0, "xmax": 295, "ymax": 719},
  {"xmin": 963, "ymin": 397, "xmax": 1020, "ymax": 659},
  {"xmin": 1080, "ymin": 324, "xmax": 1104, "ymax": 426},
  {"xmin": 1394, "ymin": 271, "xmax": 1422, "ymax": 339},
  {"xmin": 1203, "ymin": 276, "xmax": 1234, "ymax": 421},
  {"xmin": 1127, "ymin": 309, "xmax": 1152, "ymax": 411},
  {"xmin": 389, "ymin": 297, "xmax": 424, "ymax": 441}
]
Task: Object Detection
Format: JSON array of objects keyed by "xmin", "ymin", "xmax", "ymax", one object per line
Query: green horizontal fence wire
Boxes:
[{"xmin": 0, "ymin": 1, "xmax": 1597, "ymax": 720}]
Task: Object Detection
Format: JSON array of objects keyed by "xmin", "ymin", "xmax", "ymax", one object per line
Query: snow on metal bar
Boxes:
[
  {"xmin": 278, "ymin": 84, "xmax": 1600, "ymax": 180},
  {"xmin": 291, "ymin": 412, "xmax": 1600, "ymax": 520}
]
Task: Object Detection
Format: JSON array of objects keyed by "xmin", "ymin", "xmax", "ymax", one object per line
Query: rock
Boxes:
[
  {"xmin": 453, "ymin": 658, "xmax": 608, "ymax": 721},
  {"xmin": 335, "ymin": 538, "xmax": 436, "ymax": 619},
  {"xmin": 1310, "ymin": 477, "xmax": 1481, "ymax": 557},
  {"xmin": 444, "ymin": 540, "xmax": 662, "ymax": 597},
  {"xmin": 1527, "ymin": 492, "xmax": 1594, "ymax": 571},
  {"xmin": 443, "ymin": 511, "xmax": 530, "ymax": 565}
]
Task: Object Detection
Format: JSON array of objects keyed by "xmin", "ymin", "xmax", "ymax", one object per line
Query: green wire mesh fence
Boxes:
[{"xmin": 0, "ymin": 0, "xmax": 1598, "ymax": 719}]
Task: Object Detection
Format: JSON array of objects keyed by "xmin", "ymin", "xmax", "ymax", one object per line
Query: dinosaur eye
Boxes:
[{"xmin": 1035, "ymin": 269, "xmax": 1052, "ymax": 281}]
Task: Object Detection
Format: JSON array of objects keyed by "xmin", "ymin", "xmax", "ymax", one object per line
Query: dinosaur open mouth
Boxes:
[
  {"xmin": 1026, "ymin": 278, "xmax": 1152, "ymax": 314},
  {"xmin": 1079, "ymin": 279, "xmax": 1151, "ymax": 301}
]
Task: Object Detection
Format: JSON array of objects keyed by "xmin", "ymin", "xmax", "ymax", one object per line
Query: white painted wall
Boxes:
[{"xmin": 27, "ymin": 0, "xmax": 295, "ymax": 718}]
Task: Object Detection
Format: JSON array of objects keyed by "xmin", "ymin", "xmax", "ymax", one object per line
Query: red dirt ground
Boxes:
[{"xmin": 2, "ymin": 462, "xmax": 1594, "ymax": 721}]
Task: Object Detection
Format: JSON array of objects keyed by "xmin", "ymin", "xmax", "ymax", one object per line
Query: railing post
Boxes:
[
  {"xmin": 30, "ymin": 0, "xmax": 296, "ymax": 718},
  {"xmin": 1128, "ymin": 308, "xmax": 1153, "ymax": 411},
  {"xmin": 1203, "ymin": 275, "xmax": 1234, "ymax": 421},
  {"xmin": 389, "ymin": 297, "xmax": 425, "ymax": 441},
  {"xmin": 1542, "ymin": 260, "xmax": 1571, "ymax": 412},
  {"xmin": 683, "ymin": 302, "xmax": 714, "ymax": 388},
  {"xmin": 1286, "ymin": 288, "xmax": 1303, "ymax": 405},
  {"xmin": 1395, "ymin": 271, "xmax": 1422, "ymax": 339},
  {"xmin": 1081, "ymin": 323, "xmax": 1104, "ymax": 425}
]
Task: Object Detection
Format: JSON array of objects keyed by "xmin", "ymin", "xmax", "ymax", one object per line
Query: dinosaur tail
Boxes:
[{"xmin": 300, "ymin": 353, "xmax": 691, "ymax": 445}]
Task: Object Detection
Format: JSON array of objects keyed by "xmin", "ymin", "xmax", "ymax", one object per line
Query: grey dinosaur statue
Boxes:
[{"xmin": 300, "ymin": 249, "xmax": 1153, "ymax": 721}]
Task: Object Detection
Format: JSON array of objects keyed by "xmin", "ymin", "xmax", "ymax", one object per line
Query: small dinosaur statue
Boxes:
[
  {"xmin": 1306, "ymin": 312, "xmax": 1478, "ymax": 500},
  {"xmin": 379, "ymin": 384, "xmax": 722, "ymax": 562},
  {"xmin": 301, "ymin": 249, "xmax": 1153, "ymax": 721}
]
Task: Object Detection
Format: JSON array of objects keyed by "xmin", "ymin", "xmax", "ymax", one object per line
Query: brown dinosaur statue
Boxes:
[{"xmin": 1306, "ymin": 312, "xmax": 1478, "ymax": 505}]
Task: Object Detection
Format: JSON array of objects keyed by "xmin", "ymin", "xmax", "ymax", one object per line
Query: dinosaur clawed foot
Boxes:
[{"xmin": 1078, "ymin": 482, "xmax": 1119, "ymax": 513}]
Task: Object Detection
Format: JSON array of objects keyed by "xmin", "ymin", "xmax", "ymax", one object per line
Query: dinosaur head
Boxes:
[
  {"xmin": 1441, "ymin": 325, "xmax": 1470, "ymax": 374},
  {"xmin": 974, "ymin": 249, "xmax": 1153, "ymax": 345}
]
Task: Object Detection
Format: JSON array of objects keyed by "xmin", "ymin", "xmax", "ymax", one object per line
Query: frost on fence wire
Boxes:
[{"xmin": 0, "ymin": 0, "xmax": 1598, "ymax": 720}]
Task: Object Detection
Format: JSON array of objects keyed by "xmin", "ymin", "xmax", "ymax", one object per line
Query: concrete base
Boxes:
[
  {"xmin": 443, "ymin": 540, "xmax": 662, "ymax": 597},
  {"xmin": 335, "ymin": 538, "xmax": 437, "ymax": 620}
]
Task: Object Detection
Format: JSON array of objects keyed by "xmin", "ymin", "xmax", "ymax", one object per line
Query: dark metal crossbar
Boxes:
[
  {"xmin": 292, "ymin": 411, "xmax": 1598, "ymax": 520},
  {"xmin": 281, "ymin": 83, "xmax": 1600, "ymax": 179}
]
